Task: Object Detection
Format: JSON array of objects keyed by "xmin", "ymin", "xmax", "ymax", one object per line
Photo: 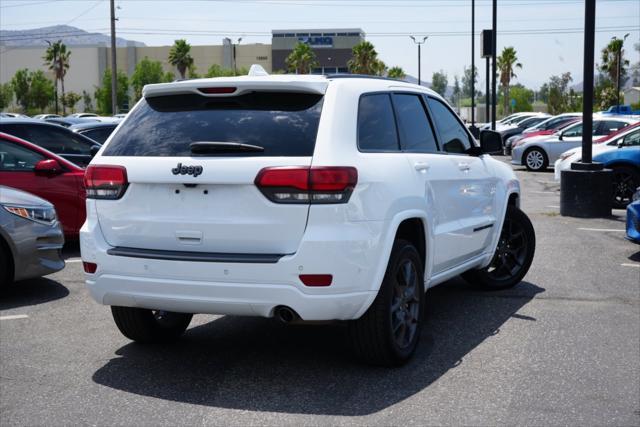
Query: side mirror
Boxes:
[
  {"xmin": 90, "ymin": 145, "xmax": 100, "ymax": 157},
  {"xmin": 34, "ymin": 159, "xmax": 62, "ymax": 175},
  {"xmin": 558, "ymin": 132, "xmax": 564, "ymax": 141},
  {"xmin": 479, "ymin": 130, "xmax": 503, "ymax": 155}
]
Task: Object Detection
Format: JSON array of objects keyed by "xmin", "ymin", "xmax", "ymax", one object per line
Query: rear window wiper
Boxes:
[{"xmin": 190, "ymin": 141, "xmax": 265, "ymax": 154}]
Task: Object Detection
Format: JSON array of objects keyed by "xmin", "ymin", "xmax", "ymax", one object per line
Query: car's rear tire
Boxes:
[
  {"xmin": 348, "ymin": 239, "xmax": 425, "ymax": 366},
  {"xmin": 524, "ymin": 147, "xmax": 548, "ymax": 171},
  {"xmin": 111, "ymin": 306, "xmax": 192, "ymax": 343},
  {"xmin": 462, "ymin": 205, "xmax": 535, "ymax": 290},
  {"xmin": 611, "ymin": 166, "xmax": 640, "ymax": 209}
]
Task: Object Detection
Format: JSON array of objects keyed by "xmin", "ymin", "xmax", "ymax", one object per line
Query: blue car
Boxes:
[
  {"xmin": 627, "ymin": 188, "xmax": 640, "ymax": 244},
  {"xmin": 592, "ymin": 127, "xmax": 640, "ymax": 208}
]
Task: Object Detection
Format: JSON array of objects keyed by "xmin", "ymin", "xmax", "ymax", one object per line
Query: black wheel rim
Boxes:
[
  {"xmin": 612, "ymin": 171, "xmax": 635, "ymax": 206},
  {"xmin": 487, "ymin": 216, "xmax": 528, "ymax": 281},
  {"xmin": 390, "ymin": 260, "xmax": 420, "ymax": 349}
]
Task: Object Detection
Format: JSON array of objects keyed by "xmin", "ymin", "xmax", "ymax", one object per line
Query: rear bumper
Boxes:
[{"xmin": 80, "ymin": 206, "xmax": 385, "ymax": 321}]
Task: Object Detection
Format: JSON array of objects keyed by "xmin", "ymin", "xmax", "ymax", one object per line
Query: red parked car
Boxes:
[{"xmin": 0, "ymin": 132, "xmax": 86, "ymax": 239}]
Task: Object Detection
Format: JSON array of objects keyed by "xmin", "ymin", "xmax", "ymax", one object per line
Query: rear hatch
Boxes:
[{"xmin": 93, "ymin": 82, "xmax": 326, "ymax": 255}]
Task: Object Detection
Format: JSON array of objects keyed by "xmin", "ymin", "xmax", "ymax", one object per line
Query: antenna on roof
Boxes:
[{"xmin": 248, "ymin": 64, "xmax": 269, "ymax": 77}]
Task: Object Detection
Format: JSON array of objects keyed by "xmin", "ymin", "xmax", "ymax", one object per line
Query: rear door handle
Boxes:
[
  {"xmin": 458, "ymin": 162, "xmax": 471, "ymax": 172},
  {"xmin": 414, "ymin": 162, "xmax": 430, "ymax": 172}
]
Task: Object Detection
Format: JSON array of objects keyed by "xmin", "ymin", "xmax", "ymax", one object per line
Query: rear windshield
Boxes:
[{"xmin": 103, "ymin": 92, "xmax": 324, "ymax": 157}]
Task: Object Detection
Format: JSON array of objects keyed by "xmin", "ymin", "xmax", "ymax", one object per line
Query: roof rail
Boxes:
[{"xmin": 325, "ymin": 73, "xmax": 407, "ymax": 83}]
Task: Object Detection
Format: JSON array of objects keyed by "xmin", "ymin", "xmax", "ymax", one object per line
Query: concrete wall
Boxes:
[{"xmin": 0, "ymin": 42, "xmax": 270, "ymax": 111}]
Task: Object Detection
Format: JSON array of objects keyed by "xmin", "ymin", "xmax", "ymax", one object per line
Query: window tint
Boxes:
[
  {"xmin": 602, "ymin": 121, "xmax": 627, "ymax": 134},
  {"xmin": 622, "ymin": 129, "xmax": 640, "ymax": 146},
  {"xmin": 0, "ymin": 124, "xmax": 94, "ymax": 155},
  {"xmin": 82, "ymin": 127, "xmax": 114, "ymax": 144},
  {"xmin": 358, "ymin": 93, "xmax": 399, "ymax": 151},
  {"xmin": 426, "ymin": 97, "xmax": 472, "ymax": 153},
  {"xmin": 0, "ymin": 140, "xmax": 44, "ymax": 171},
  {"xmin": 104, "ymin": 92, "xmax": 323, "ymax": 157},
  {"xmin": 392, "ymin": 94, "xmax": 438, "ymax": 152}
]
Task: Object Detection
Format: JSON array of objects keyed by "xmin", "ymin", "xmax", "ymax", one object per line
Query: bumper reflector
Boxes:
[
  {"xmin": 299, "ymin": 274, "xmax": 333, "ymax": 287},
  {"xmin": 83, "ymin": 262, "xmax": 97, "ymax": 274}
]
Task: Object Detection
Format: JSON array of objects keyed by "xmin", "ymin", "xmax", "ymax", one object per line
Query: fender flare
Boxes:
[{"xmin": 352, "ymin": 210, "xmax": 432, "ymax": 319}]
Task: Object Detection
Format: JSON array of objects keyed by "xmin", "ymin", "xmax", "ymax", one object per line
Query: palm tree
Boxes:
[
  {"xmin": 168, "ymin": 39, "xmax": 194, "ymax": 79},
  {"xmin": 497, "ymin": 47, "xmax": 522, "ymax": 114},
  {"xmin": 285, "ymin": 42, "xmax": 319, "ymax": 74},
  {"xmin": 599, "ymin": 37, "xmax": 630, "ymax": 85},
  {"xmin": 43, "ymin": 40, "xmax": 71, "ymax": 114},
  {"xmin": 348, "ymin": 41, "xmax": 381, "ymax": 75},
  {"xmin": 387, "ymin": 66, "xmax": 406, "ymax": 80}
]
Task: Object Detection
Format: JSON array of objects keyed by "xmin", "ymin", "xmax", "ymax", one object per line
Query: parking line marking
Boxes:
[
  {"xmin": 531, "ymin": 191, "xmax": 557, "ymax": 194},
  {"xmin": 65, "ymin": 258, "xmax": 82, "ymax": 263},
  {"xmin": 621, "ymin": 263, "xmax": 640, "ymax": 268},
  {"xmin": 546, "ymin": 205, "xmax": 560, "ymax": 208},
  {"xmin": 578, "ymin": 228, "xmax": 625, "ymax": 232},
  {"xmin": 0, "ymin": 314, "xmax": 29, "ymax": 321}
]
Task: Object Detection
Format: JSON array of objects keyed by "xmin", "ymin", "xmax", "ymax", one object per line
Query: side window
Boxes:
[
  {"xmin": 622, "ymin": 129, "xmax": 640, "ymax": 147},
  {"xmin": 425, "ymin": 97, "xmax": 472, "ymax": 154},
  {"xmin": 0, "ymin": 140, "xmax": 44, "ymax": 171},
  {"xmin": 0, "ymin": 124, "xmax": 31, "ymax": 141},
  {"xmin": 28, "ymin": 126, "xmax": 92, "ymax": 155},
  {"xmin": 82, "ymin": 128, "xmax": 112, "ymax": 144},
  {"xmin": 392, "ymin": 94, "xmax": 439, "ymax": 153},
  {"xmin": 562, "ymin": 124, "xmax": 582, "ymax": 138},
  {"xmin": 357, "ymin": 93, "xmax": 399, "ymax": 152},
  {"xmin": 602, "ymin": 121, "xmax": 626, "ymax": 134}
]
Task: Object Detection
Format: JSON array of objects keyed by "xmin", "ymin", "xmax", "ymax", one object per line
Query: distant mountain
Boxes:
[{"xmin": 0, "ymin": 25, "xmax": 145, "ymax": 47}]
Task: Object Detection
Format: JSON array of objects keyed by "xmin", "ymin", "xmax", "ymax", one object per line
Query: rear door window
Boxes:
[
  {"xmin": 103, "ymin": 92, "xmax": 324, "ymax": 157},
  {"xmin": 392, "ymin": 93, "xmax": 438, "ymax": 153},
  {"xmin": 357, "ymin": 93, "xmax": 400, "ymax": 152},
  {"xmin": 82, "ymin": 127, "xmax": 114, "ymax": 144}
]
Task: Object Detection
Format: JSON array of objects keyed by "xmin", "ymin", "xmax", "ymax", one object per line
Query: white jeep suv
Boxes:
[{"xmin": 81, "ymin": 73, "xmax": 535, "ymax": 366}]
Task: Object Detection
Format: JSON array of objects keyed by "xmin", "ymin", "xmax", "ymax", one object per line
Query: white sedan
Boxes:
[{"xmin": 511, "ymin": 117, "xmax": 637, "ymax": 171}]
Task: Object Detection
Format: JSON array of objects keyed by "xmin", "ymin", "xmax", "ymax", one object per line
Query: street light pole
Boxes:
[
  {"xmin": 410, "ymin": 36, "xmax": 428, "ymax": 86},
  {"xmin": 109, "ymin": 0, "xmax": 118, "ymax": 115},
  {"xmin": 491, "ymin": 0, "xmax": 497, "ymax": 130}
]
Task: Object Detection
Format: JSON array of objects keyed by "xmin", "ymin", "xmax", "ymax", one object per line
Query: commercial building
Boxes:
[{"xmin": 271, "ymin": 29, "xmax": 365, "ymax": 74}]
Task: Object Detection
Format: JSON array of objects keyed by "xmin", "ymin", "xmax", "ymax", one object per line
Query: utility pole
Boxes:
[
  {"xmin": 491, "ymin": 0, "xmax": 497, "ymax": 129},
  {"xmin": 471, "ymin": 0, "xmax": 476, "ymax": 130},
  {"xmin": 110, "ymin": 0, "xmax": 118, "ymax": 115},
  {"xmin": 410, "ymin": 36, "xmax": 428, "ymax": 86},
  {"xmin": 613, "ymin": 33, "xmax": 629, "ymax": 112}
]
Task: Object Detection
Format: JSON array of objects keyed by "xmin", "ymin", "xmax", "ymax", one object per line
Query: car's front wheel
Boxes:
[
  {"xmin": 111, "ymin": 306, "xmax": 193, "ymax": 343},
  {"xmin": 348, "ymin": 239, "xmax": 425, "ymax": 366},
  {"xmin": 462, "ymin": 205, "xmax": 535, "ymax": 290},
  {"xmin": 524, "ymin": 148, "xmax": 548, "ymax": 171},
  {"xmin": 611, "ymin": 166, "xmax": 640, "ymax": 209}
]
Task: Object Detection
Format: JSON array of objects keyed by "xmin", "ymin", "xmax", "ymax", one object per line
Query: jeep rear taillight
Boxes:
[
  {"xmin": 84, "ymin": 165, "xmax": 128, "ymax": 200},
  {"xmin": 255, "ymin": 166, "xmax": 357, "ymax": 204}
]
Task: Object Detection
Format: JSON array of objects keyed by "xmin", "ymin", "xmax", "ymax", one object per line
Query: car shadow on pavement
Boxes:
[
  {"xmin": 92, "ymin": 278, "xmax": 544, "ymax": 416},
  {"xmin": 0, "ymin": 278, "xmax": 69, "ymax": 310}
]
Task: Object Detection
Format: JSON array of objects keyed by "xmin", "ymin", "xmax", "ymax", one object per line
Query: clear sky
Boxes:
[{"xmin": 1, "ymin": 0, "xmax": 639, "ymax": 90}]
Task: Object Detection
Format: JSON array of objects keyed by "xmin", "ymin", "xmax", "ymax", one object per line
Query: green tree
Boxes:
[
  {"xmin": 82, "ymin": 90, "xmax": 94, "ymax": 113},
  {"xmin": 187, "ymin": 64, "xmax": 200, "ymax": 79},
  {"xmin": 204, "ymin": 64, "xmax": 247, "ymax": 77},
  {"xmin": 95, "ymin": 69, "xmax": 129, "ymax": 115},
  {"xmin": 630, "ymin": 42, "xmax": 640, "ymax": 86},
  {"xmin": 348, "ymin": 41, "xmax": 381, "ymax": 75},
  {"xmin": 62, "ymin": 91, "xmax": 82, "ymax": 113},
  {"xmin": 285, "ymin": 42, "xmax": 319, "ymax": 74},
  {"xmin": 497, "ymin": 47, "xmax": 522, "ymax": 114},
  {"xmin": 461, "ymin": 65, "xmax": 481, "ymax": 98},
  {"xmin": 11, "ymin": 69, "xmax": 32, "ymax": 112},
  {"xmin": 28, "ymin": 70, "xmax": 55, "ymax": 112},
  {"xmin": 387, "ymin": 66, "xmax": 406, "ymax": 79},
  {"xmin": 508, "ymin": 84, "xmax": 534, "ymax": 112},
  {"xmin": 131, "ymin": 57, "xmax": 167, "ymax": 100},
  {"xmin": 43, "ymin": 40, "xmax": 71, "ymax": 114},
  {"xmin": 163, "ymin": 71, "xmax": 175, "ymax": 82},
  {"xmin": 431, "ymin": 70, "xmax": 448, "ymax": 96},
  {"xmin": 599, "ymin": 37, "xmax": 630, "ymax": 85},
  {"xmin": 0, "ymin": 82, "xmax": 13, "ymax": 110},
  {"xmin": 168, "ymin": 39, "xmax": 194, "ymax": 80},
  {"xmin": 545, "ymin": 72, "xmax": 573, "ymax": 115},
  {"xmin": 451, "ymin": 75, "xmax": 461, "ymax": 106}
]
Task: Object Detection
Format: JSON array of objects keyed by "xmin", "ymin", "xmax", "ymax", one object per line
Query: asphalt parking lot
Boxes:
[{"xmin": 1, "ymin": 157, "xmax": 639, "ymax": 426}]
